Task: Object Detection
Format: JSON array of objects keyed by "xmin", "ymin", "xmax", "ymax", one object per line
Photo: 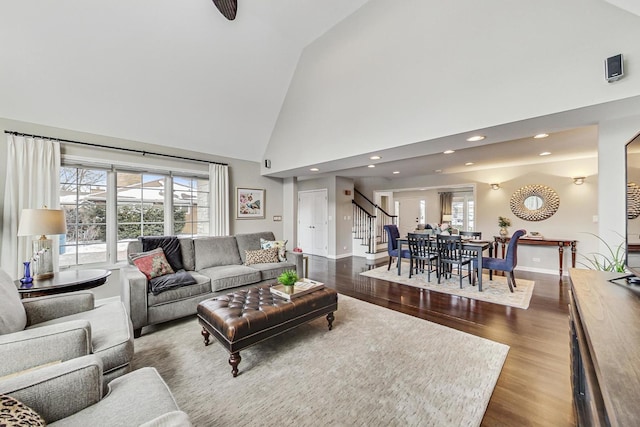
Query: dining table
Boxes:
[{"xmin": 397, "ymin": 236, "xmax": 493, "ymax": 291}]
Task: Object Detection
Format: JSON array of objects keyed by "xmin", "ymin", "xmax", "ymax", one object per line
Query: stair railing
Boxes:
[
  {"xmin": 354, "ymin": 188, "xmax": 397, "ymax": 248},
  {"xmin": 352, "ymin": 201, "xmax": 375, "ymax": 253}
]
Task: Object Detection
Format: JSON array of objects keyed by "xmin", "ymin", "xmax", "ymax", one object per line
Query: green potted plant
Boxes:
[
  {"xmin": 579, "ymin": 232, "xmax": 626, "ymax": 272},
  {"xmin": 278, "ymin": 269, "xmax": 299, "ymax": 293}
]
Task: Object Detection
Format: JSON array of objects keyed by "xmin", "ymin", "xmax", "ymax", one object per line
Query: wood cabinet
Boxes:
[{"xmin": 569, "ymin": 269, "xmax": 640, "ymax": 426}]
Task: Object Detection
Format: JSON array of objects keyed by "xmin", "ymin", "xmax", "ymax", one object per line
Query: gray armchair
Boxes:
[
  {"xmin": 0, "ymin": 355, "xmax": 191, "ymax": 426},
  {"xmin": 0, "ymin": 269, "xmax": 134, "ymax": 384}
]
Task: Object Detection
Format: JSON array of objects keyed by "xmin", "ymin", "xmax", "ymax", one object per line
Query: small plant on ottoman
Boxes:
[{"xmin": 277, "ymin": 269, "xmax": 298, "ymax": 293}]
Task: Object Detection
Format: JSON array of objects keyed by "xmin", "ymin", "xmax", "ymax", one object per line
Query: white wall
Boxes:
[
  {"xmin": 598, "ymin": 115, "xmax": 640, "ymax": 251},
  {"xmin": 265, "ymin": 0, "xmax": 640, "ymax": 174},
  {"xmin": 0, "ymin": 117, "xmax": 285, "ymax": 299}
]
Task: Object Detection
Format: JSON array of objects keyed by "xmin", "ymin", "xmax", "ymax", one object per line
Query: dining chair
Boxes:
[
  {"xmin": 473, "ymin": 229, "xmax": 526, "ymax": 292},
  {"xmin": 460, "ymin": 231, "xmax": 482, "ymax": 240},
  {"xmin": 459, "ymin": 231, "xmax": 482, "ymax": 257},
  {"xmin": 407, "ymin": 233, "xmax": 438, "ymax": 281},
  {"xmin": 383, "ymin": 224, "xmax": 411, "ymax": 271},
  {"xmin": 436, "ymin": 234, "xmax": 473, "ymax": 288}
]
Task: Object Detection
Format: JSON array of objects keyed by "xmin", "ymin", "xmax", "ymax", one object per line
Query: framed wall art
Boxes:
[{"xmin": 236, "ymin": 187, "xmax": 265, "ymax": 219}]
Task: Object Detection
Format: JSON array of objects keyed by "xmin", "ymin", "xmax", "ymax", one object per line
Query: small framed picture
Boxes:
[{"xmin": 236, "ymin": 187, "xmax": 265, "ymax": 219}]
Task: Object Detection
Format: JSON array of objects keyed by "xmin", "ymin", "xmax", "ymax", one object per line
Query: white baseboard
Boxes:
[
  {"xmin": 516, "ymin": 265, "xmax": 567, "ymax": 276},
  {"xmin": 327, "ymin": 253, "xmax": 352, "ymax": 260}
]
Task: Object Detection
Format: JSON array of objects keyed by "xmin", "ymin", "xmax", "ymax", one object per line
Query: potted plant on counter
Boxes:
[{"xmin": 498, "ymin": 216, "xmax": 511, "ymax": 237}]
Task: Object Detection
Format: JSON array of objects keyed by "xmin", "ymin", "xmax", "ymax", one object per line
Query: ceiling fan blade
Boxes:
[{"xmin": 212, "ymin": 0, "xmax": 237, "ymax": 20}]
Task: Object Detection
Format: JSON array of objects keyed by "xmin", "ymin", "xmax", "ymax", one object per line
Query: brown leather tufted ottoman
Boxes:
[{"xmin": 197, "ymin": 285, "xmax": 338, "ymax": 377}]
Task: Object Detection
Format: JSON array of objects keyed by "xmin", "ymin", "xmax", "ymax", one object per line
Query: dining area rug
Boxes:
[{"xmin": 360, "ymin": 262, "xmax": 534, "ymax": 309}]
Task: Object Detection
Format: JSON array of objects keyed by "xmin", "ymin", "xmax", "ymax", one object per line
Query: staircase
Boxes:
[{"xmin": 352, "ymin": 189, "xmax": 397, "ymax": 260}]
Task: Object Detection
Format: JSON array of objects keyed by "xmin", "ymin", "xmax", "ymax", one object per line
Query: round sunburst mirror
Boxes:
[{"xmin": 510, "ymin": 184, "xmax": 560, "ymax": 221}]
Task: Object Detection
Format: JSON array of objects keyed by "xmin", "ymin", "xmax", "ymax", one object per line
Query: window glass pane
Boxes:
[
  {"xmin": 173, "ymin": 175, "xmax": 209, "ymax": 237},
  {"xmin": 118, "ymin": 223, "xmax": 141, "ymax": 241},
  {"xmin": 59, "ymin": 167, "xmax": 108, "ymax": 267},
  {"xmin": 116, "ymin": 173, "xmax": 166, "ymax": 261},
  {"xmin": 195, "ymin": 220, "xmax": 210, "ymax": 236}
]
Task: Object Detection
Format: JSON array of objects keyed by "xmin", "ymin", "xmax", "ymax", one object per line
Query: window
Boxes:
[
  {"xmin": 116, "ymin": 172, "xmax": 166, "ymax": 237},
  {"xmin": 60, "ymin": 165, "xmax": 209, "ymax": 267},
  {"xmin": 59, "ymin": 167, "xmax": 109, "ymax": 267},
  {"xmin": 452, "ymin": 193, "xmax": 475, "ymax": 231},
  {"xmin": 173, "ymin": 176, "xmax": 210, "ymax": 237}
]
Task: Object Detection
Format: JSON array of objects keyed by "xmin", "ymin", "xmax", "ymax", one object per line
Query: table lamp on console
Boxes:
[{"xmin": 17, "ymin": 208, "xmax": 67, "ymax": 280}]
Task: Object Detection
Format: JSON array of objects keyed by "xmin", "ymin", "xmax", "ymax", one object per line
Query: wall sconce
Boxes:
[
  {"xmin": 573, "ymin": 177, "xmax": 585, "ymax": 185},
  {"xmin": 490, "ymin": 183, "xmax": 501, "ymax": 190}
]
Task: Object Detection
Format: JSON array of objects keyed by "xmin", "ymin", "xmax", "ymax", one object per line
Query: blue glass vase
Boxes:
[{"xmin": 20, "ymin": 261, "xmax": 33, "ymax": 285}]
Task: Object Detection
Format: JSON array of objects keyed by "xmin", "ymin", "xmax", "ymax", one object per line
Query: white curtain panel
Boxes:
[
  {"xmin": 209, "ymin": 163, "xmax": 229, "ymax": 236},
  {"xmin": 0, "ymin": 135, "xmax": 61, "ymax": 278}
]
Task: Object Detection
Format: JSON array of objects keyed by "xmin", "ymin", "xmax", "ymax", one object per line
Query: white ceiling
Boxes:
[
  {"xmin": 0, "ymin": 0, "xmax": 370, "ymax": 162},
  {"xmin": 0, "ymin": 0, "xmax": 637, "ymax": 180}
]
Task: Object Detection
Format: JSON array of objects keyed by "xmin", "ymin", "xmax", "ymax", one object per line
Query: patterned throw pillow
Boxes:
[
  {"xmin": 130, "ymin": 248, "xmax": 175, "ymax": 280},
  {"xmin": 260, "ymin": 238, "xmax": 288, "ymax": 262},
  {"xmin": 245, "ymin": 247, "xmax": 279, "ymax": 265},
  {"xmin": 0, "ymin": 394, "xmax": 45, "ymax": 426}
]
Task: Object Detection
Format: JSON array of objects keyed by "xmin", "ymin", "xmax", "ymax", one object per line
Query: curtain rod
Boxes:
[{"xmin": 4, "ymin": 130, "xmax": 228, "ymax": 166}]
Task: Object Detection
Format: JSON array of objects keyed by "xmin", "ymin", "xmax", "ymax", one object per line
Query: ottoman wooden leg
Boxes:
[
  {"xmin": 229, "ymin": 352, "xmax": 241, "ymax": 377},
  {"xmin": 201, "ymin": 327, "xmax": 210, "ymax": 346},
  {"xmin": 326, "ymin": 312, "xmax": 335, "ymax": 330}
]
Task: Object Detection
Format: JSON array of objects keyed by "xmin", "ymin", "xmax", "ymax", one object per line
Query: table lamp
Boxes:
[{"xmin": 17, "ymin": 208, "xmax": 67, "ymax": 280}]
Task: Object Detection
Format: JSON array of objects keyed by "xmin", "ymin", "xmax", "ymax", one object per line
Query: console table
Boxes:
[
  {"xmin": 569, "ymin": 269, "xmax": 640, "ymax": 426},
  {"xmin": 494, "ymin": 236, "xmax": 577, "ymax": 276},
  {"xmin": 15, "ymin": 269, "xmax": 111, "ymax": 298}
]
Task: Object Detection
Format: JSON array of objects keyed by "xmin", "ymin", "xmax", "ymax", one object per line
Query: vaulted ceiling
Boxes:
[
  {"xmin": 2, "ymin": 0, "xmax": 640, "ymax": 180},
  {"xmin": 0, "ymin": 0, "xmax": 369, "ymax": 162}
]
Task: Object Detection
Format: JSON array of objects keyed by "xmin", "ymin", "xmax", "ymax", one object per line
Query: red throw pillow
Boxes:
[{"xmin": 130, "ymin": 248, "xmax": 175, "ymax": 280}]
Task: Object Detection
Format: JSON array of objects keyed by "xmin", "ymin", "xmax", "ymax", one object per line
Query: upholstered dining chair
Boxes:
[
  {"xmin": 436, "ymin": 234, "xmax": 473, "ymax": 288},
  {"xmin": 383, "ymin": 224, "xmax": 411, "ymax": 271},
  {"xmin": 407, "ymin": 233, "xmax": 438, "ymax": 281},
  {"xmin": 473, "ymin": 229, "xmax": 526, "ymax": 292}
]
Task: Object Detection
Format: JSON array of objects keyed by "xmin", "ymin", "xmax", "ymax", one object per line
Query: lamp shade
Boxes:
[
  {"xmin": 442, "ymin": 214, "xmax": 452, "ymax": 222},
  {"xmin": 17, "ymin": 209, "xmax": 67, "ymax": 237}
]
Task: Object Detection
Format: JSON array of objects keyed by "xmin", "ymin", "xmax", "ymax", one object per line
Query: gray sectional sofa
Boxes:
[{"xmin": 121, "ymin": 231, "xmax": 303, "ymax": 337}]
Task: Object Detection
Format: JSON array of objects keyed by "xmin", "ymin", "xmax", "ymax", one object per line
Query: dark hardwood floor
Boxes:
[{"xmin": 308, "ymin": 255, "xmax": 575, "ymax": 427}]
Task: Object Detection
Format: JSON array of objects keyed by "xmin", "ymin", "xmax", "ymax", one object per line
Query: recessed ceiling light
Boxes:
[
  {"xmin": 368, "ymin": 164, "xmax": 375, "ymax": 168},
  {"xmin": 466, "ymin": 135, "xmax": 485, "ymax": 142},
  {"xmin": 310, "ymin": 167, "xmax": 319, "ymax": 172},
  {"xmin": 465, "ymin": 162, "xmax": 474, "ymax": 166},
  {"xmin": 444, "ymin": 150, "xmax": 455, "ymax": 154},
  {"xmin": 534, "ymin": 133, "xmax": 549, "ymax": 139},
  {"xmin": 393, "ymin": 171, "xmax": 400, "ymax": 174},
  {"xmin": 435, "ymin": 169, "xmax": 442, "ymax": 173},
  {"xmin": 539, "ymin": 152, "xmax": 551, "ymax": 156},
  {"xmin": 370, "ymin": 155, "xmax": 381, "ymax": 160}
]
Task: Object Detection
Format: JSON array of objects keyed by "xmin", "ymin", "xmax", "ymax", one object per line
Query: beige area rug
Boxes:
[
  {"xmin": 132, "ymin": 295, "xmax": 509, "ymax": 427},
  {"xmin": 360, "ymin": 262, "xmax": 534, "ymax": 309}
]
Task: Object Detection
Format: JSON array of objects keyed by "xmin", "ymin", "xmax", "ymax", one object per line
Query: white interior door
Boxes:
[
  {"xmin": 298, "ymin": 189, "xmax": 328, "ymax": 256},
  {"xmin": 397, "ymin": 197, "xmax": 423, "ymax": 237}
]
